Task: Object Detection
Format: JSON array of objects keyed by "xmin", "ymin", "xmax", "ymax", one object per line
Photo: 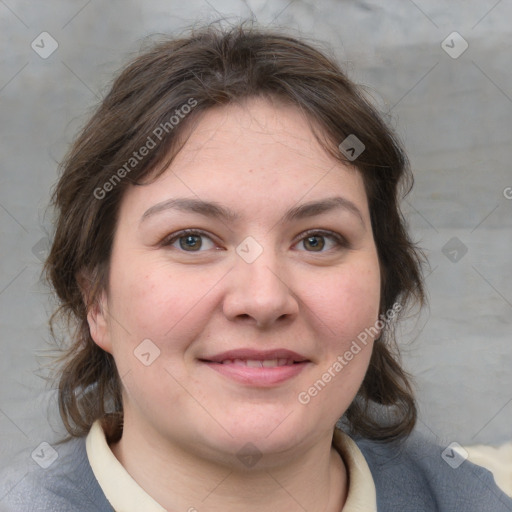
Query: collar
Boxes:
[{"xmin": 86, "ymin": 420, "xmax": 377, "ymax": 511}]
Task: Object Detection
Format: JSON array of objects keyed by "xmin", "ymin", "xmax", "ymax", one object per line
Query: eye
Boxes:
[
  {"xmin": 162, "ymin": 229, "xmax": 217, "ymax": 252},
  {"xmin": 294, "ymin": 230, "xmax": 348, "ymax": 252},
  {"xmin": 161, "ymin": 229, "xmax": 348, "ymax": 253}
]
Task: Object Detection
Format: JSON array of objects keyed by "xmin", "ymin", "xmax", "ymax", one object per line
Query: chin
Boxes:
[{"xmin": 215, "ymin": 414, "xmax": 312, "ymax": 454}]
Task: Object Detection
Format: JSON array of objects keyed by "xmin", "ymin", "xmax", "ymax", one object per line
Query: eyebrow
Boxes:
[{"xmin": 140, "ymin": 196, "xmax": 365, "ymax": 226}]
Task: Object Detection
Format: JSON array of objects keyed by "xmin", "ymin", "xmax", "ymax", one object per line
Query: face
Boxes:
[{"xmin": 88, "ymin": 97, "xmax": 382, "ymax": 466}]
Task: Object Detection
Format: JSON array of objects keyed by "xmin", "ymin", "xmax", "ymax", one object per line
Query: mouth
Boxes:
[
  {"xmin": 198, "ymin": 349, "xmax": 311, "ymax": 386},
  {"xmin": 212, "ymin": 358, "xmax": 300, "ymax": 368}
]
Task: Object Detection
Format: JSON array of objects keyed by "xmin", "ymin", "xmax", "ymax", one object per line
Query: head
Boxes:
[{"xmin": 46, "ymin": 24, "xmax": 426, "ymax": 450}]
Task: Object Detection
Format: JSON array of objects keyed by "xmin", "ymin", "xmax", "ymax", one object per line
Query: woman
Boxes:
[{"xmin": 1, "ymin": 24, "xmax": 511, "ymax": 512}]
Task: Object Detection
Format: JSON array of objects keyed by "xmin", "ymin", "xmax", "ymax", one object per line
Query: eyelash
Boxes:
[{"xmin": 161, "ymin": 228, "xmax": 349, "ymax": 253}]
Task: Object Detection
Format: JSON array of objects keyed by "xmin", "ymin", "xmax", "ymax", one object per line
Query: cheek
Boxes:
[
  {"xmin": 296, "ymin": 262, "xmax": 380, "ymax": 417},
  {"xmin": 108, "ymin": 257, "xmax": 212, "ymax": 340},
  {"xmin": 307, "ymin": 261, "xmax": 381, "ymax": 347},
  {"xmin": 105, "ymin": 259, "xmax": 208, "ymax": 411}
]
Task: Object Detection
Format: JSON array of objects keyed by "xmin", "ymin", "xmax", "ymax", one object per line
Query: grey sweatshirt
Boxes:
[{"xmin": 1, "ymin": 432, "xmax": 511, "ymax": 511}]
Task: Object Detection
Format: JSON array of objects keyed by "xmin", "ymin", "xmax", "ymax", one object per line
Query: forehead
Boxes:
[
  {"xmin": 173, "ymin": 97, "xmax": 349, "ymax": 179},
  {"xmin": 121, "ymin": 97, "xmax": 369, "ymax": 222}
]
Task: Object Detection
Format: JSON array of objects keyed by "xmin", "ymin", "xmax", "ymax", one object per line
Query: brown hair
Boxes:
[{"xmin": 45, "ymin": 23, "xmax": 426, "ymax": 443}]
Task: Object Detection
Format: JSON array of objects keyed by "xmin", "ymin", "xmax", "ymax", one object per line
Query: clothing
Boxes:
[
  {"xmin": 84, "ymin": 421, "xmax": 375, "ymax": 511},
  {"xmin": 0, "ymin": 432, "xmax": 112, "ymax": 512},
  {"xmin": 1, "ymin": 421, "xmax": 511, "ymax": 512},
  {"xmin": 464, "ymin": 442, "xmax": 512, "ymax": 496},
  {"xmin": 355, "ymin": 435, "xmax": 512, "ymax": 511}
]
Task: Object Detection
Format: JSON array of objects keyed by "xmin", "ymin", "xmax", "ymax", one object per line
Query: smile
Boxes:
[
  {"xmin": 218, "ymin": 358, "xmax": 297, "ymax": 367},
  {"xmin": 199, "ymin": 349, "xmax": 311, "ymax": 387}
]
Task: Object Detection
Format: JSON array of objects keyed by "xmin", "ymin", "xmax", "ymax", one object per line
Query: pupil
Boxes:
[
  {"xmin": 181, "ymin": 235, "xmax": 201, "ymax": 250},
  {"xmin": 306, "ymin": 236, "xmax": 324, "ymax": 251}
]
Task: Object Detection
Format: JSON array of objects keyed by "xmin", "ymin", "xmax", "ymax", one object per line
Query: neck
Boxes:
[{"xmin": 110, "ymin": 422, "xmax": 347, "ymax": 512}]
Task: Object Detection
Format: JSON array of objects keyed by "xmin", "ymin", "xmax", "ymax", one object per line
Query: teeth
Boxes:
[
  {"xmin": 246, "ymin": 359, "xmax": 263, "ymax": 368},
  {"xmin": 220, "ymin": 358, "xmax": 295, "ymax": 367}
]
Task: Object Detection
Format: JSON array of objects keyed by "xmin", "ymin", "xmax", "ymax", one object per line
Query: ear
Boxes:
[
  {"xmin": 77, "ymin": 270, "xmax": 112, "ymax": 354},
  {"xmin": 86, "ymin": 291, "xmax": 112, "ymax": 353}
]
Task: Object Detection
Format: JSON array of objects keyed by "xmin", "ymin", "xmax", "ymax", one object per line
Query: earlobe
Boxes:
[
  {"xmin": 87, "ymin": 293, "xmax": 112, "ymax": 353},
  {"xmin": 76, "ymin": 270, "xmax": 112, "ymax": 353}
]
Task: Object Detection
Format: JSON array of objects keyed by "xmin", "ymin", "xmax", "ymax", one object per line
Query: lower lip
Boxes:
[{"xmin": 202, "ymin": 361, "xmax": 309, "ymax": 386}]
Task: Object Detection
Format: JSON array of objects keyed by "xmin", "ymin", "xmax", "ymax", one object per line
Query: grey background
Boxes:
[{"xmin": 1, "ymin": 0, "xmax": 511, "ymax": 471}]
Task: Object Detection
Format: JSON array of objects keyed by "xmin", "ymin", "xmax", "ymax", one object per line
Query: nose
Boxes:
[{"xmin": 222, "ymin": 246, "xmax": 299, "ymax": 329}]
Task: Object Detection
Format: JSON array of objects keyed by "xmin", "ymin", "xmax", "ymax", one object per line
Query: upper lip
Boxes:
[{"xmin": 200, "ymin": 349, "xmax": 310, "ymax": 363}]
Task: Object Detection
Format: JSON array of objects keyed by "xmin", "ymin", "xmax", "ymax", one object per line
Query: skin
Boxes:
[{"xmin": 87, "ymin": 97, "xmax": 382, "ymax": 512}]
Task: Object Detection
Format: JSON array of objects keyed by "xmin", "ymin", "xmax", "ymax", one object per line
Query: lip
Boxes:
[
  {"xmin": 199, "ymin": 348, "xmax": 311, "ymax": 387},
  {"xmin": 202, "ymin": 348, "xmax": 309, "ymax": 363}
]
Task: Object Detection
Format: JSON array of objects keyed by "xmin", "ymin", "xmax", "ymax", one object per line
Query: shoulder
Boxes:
[
  {"xmin": 354, "ymin": 432, "xmax": 512, "ymax": 512},
  {"xmin": 0, "ymin": 435, "xmax": 113, "ymax": 512}
]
